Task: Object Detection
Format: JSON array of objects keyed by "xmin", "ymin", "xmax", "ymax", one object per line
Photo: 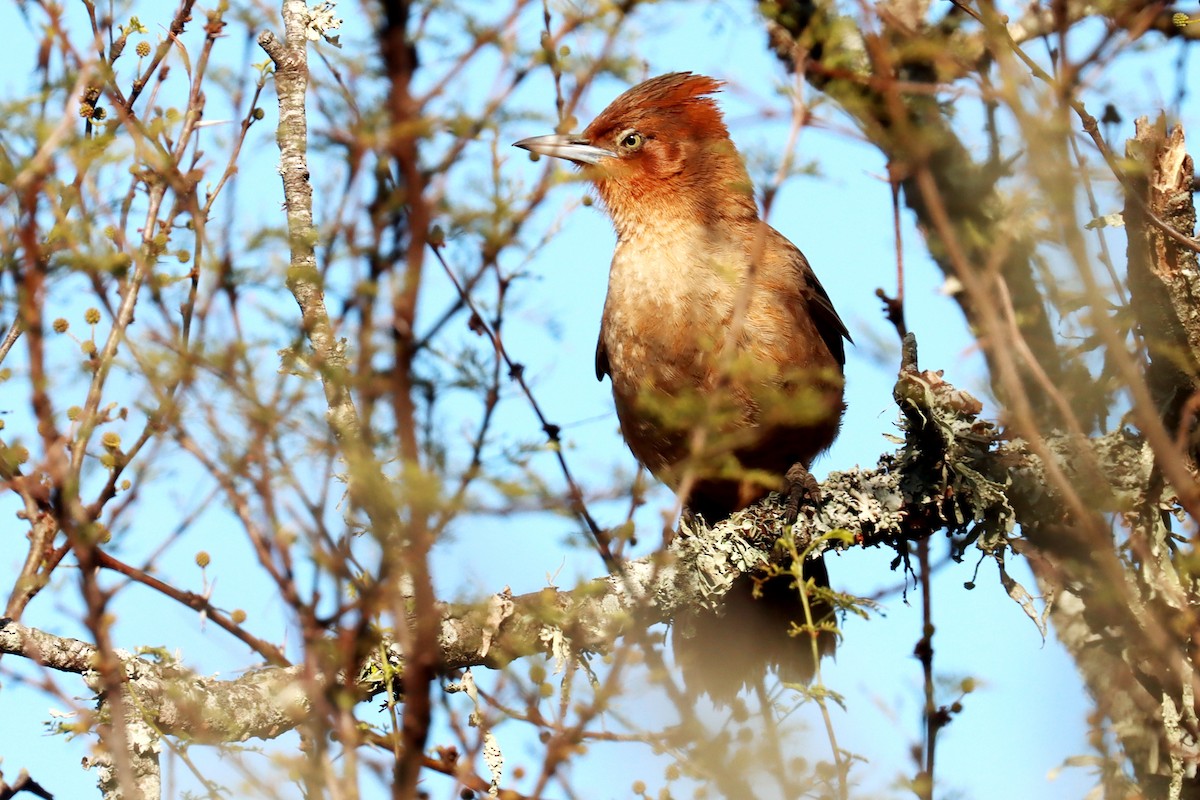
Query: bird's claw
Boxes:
[{"xmin": 784, "ymin": 463, "xmax": 822, "ymax": 526}]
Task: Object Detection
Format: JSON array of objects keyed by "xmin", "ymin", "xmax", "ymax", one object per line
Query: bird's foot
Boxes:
[
  {"xmin": 680, "ymin": 506, "xmax": 699, "ymax": 529},
  {"xmin": 784, "ymin": 463, "xmax": 822, "ymax": 526}
]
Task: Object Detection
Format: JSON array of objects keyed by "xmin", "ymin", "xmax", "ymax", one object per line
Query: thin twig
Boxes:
[
  {"xmin": 916, "ymin": 535, "xmax": 935, "ymax": 798},
  {"xmin": 427, "ymin": 240, "xmax": 617, "ymax": 570},
  {"xmin": 0, "ymin": 319, "xmax": 21, "ymax": 366}
]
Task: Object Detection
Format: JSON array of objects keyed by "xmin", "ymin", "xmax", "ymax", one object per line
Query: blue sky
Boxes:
[{"xmin": 1, "ymin": 1, "xmax": 1196, "ymax": 798}]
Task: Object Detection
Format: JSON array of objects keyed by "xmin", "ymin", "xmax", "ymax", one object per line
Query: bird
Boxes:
[{"xmin": 515, "ymin": 72, "xmax": 849, "ymax": 698}]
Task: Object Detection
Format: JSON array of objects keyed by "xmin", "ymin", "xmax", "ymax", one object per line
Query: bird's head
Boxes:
[{"xmin": 514, "ymin": 73, "xmax": 757, "ymax": 234}]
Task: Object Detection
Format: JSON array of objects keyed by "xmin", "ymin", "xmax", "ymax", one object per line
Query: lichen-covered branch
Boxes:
[
  {"xmin": 92, "ymin": 703, "xmax": 159, "ymax": 800},
  {"xmin": 1125, "ymin": 117, "xmax": 1200, "ymax": 439},
  {"xmin": 755, "ymin": 8, "xmax": 1200, "ymax": 786},
  {"xmin": 1020, "ymin": 117, "xmax": 1200, "ymax": 797},
  {"xmin": 0, "ymin": 619, "xmax": 308, "ymax": 744},
  {"xmin": 1, "ymin": 351, "xmax": 1169, "ymax": 764},
  {"xmin": 258, "ymin": 7, "xmax": 363, "ymax": 448},
  {"xmin": 760, "ymin": 0, "xmax": 1085, "ymax": 426}
]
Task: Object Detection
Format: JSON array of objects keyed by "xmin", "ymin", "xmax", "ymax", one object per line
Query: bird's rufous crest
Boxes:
[{"xmin": 582, "ymin": 72, "xmax": 729, "ymax": 144}]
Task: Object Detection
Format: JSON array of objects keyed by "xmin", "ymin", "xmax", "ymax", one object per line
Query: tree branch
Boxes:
[
  {"xmin": 1125, "ymin": 117, "xmax": 1200, "ymax": 442},
  {"xmin": 1, "ymin": 350, "xmax": 1169, "ymax": 756},
  {"xmin": 0, "ymin": 770, "xmax": 54, "ymax": 800},
  {"xmin": 761, "ymin": 0, "xmax": 1085, "ymax": 425}
]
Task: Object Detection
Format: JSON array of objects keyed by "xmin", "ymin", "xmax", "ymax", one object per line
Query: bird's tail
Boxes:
[{"xmin": 671, "ymin": 555, "xmax": 837, "ymax": 702}]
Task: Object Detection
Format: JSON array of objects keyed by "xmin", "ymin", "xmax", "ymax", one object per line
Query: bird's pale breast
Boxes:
[{"xmin": 599, "ymin": 220, "xmax": 841, "ymax": 488}]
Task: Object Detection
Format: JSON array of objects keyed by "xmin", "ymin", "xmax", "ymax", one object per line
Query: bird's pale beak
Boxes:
[{"xmin": 513, "ymin": 134, "xmax": 616, "ymax": 165}]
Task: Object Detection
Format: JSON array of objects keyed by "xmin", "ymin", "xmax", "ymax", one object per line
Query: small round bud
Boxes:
[
  {"xmin": 231, "ymin": 609, "xmax": 247, "ymax": 624},
  {"xmin": 99, "ymin": 453, "xmax": 115, "ymax": 468},
  {"xmin": 67, "ymin": 406, "xmax": 82, "ymax": 421},
  {"xmin": 136, "ymin": 41, "xmax": 151, "ymax": 57},
  {"xmin": 81, "ymin": 341, "xmax": 97, "ymax": 356},
  {"xmin": 632, "ymin": 781, "xmax": 646, "ymax": 795},
  {"xmin": 101, "ymin": 432, "xmax": 121, "ymax": 450},
  {"xmin": 53, "ymin": 318, "xmax": 69, "ymax": 333},
  {"xmin": 252, "ymin": 107, "xmax": 264, "ymax": 120},
  {"xmin": 195, "ymin": 551, "xmax": 211, "ymax": 568},
  {"xmin": 176, "ymin": 249, "xmax": 191, "ymax": 262},
  {"xmin": 85, "ymin": 308, "xmax": 101, "ymax": 325},
  {"xmin": 91, "ymin": 107, "xmax": 107, "ymax": 121},
  {"xmin": 78, "ymin": 103, "xmax": 95, "ymax": 118},
  {"xmin": 119, "ymin": 479, "xmax": 131, "ymax": 490}
]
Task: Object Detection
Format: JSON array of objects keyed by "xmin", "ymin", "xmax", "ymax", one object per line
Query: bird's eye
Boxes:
[{"xmin": 617, "ymin": 131, "xmax": 645, "ymax": 152}]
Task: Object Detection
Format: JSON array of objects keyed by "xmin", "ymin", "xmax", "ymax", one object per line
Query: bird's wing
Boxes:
[
  {"xmin": 595, "ymin": 332, "xmax": 611, "ymax": 380},
  {"xmin": 769, "ymin": 227, "xmax": 850, "ymax": 367},
  {"xmin": 804, "ymin": 269, "xmax": 850, "ymax": 368}
]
